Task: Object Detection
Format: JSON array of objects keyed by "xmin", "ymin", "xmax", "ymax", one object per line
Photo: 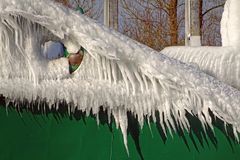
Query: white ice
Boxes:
[
  {"xmin": 162, "ymin": 0, "xmax": 240, "ymax": 90},
  {"xmin": 0, "ymin": 0, "xmax": 240, "ymax": 154}
]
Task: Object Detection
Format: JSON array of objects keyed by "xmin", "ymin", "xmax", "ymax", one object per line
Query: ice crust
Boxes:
[
  {"xmin": 221, "ymin": 0, "xmax": 240, "ymax": 48},
  {"xmin": 0, "ymin": 0, "xmax": 240, "ymax": 154},
  {"xmin": 162, "ymin": 0, "xmax": 240, "ymax": 90}
]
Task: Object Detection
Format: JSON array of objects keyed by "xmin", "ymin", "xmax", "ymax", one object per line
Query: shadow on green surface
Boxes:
[
  {"xmin": 0, "ymin": 95, "xmax": 239, "ymax": 160},
  {"xmin": 154, "ymin": 110, "xmax": 237, "ymax": 153}
]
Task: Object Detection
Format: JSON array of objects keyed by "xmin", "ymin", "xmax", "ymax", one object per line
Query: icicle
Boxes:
[
  {"xmin": 233, "ymin": 127, "xmax": 239, "ymax": 142},
  {"xmin": 118, "ymin": 109, "xmax": 129, "ymax": 156},
  {"xmin": 1, "ymin": 0, "xmax": 240, "ymax": 155},
  {"xmin": 117, "ymin": 62, "xmax": 130, "ymax": 95},
  {"xmin": 133, "ymin": 70, "xmax": 144, "ymax": 93},
  {"xmin": 142, "ymin": 74, "xmax": 149, "ymax": 91},
  {"xmin": 102, "ymin": 57, "xmax": 107, "ymax": 80},
  {"xmin": 96, "ymin": 55, "xmax": 103, "ymax": 80},
  {"xmin": 122, "ymin": 64, "xmax": 137, "ymax": 95},
  {"xmin": 106, "ymin": 59, "xmax": 112, "ymax": 83},
  {"xmin": 110, "ymin": 61, "xmax": 118, "ymax": 84}
]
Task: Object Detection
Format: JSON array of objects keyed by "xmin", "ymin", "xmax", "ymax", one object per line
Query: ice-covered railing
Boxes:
[
  {"xmin": 1, "ymin": 0, "xmax": 240, "ymax": 154},
  {"xmin": 162, "ymin": 0, "xmax": 240, "ymax": 90}
]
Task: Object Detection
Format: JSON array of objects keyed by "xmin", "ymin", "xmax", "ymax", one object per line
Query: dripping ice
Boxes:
[{"xmin": 1, "ymin": 0, "xmax": 240, "ymax": 154}]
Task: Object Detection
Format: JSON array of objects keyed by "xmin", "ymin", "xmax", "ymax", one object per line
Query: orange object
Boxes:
[{"xmin": 68, "ymin": 50, "xmax": 84, "ymax": 74}]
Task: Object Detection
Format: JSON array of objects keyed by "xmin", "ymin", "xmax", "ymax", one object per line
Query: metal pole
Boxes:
[
  {"xmin": 109, "ymin": 0, "xmax": 118, "ymax": 30},
  {"xmin": 104, "ymin": 0, "xmax": 110, "ymax": 27},
  {"xmin": 189, "ymin": 0, "xmax": 201, "ymax": 46},
  {"xmin": 104, "ymin": 0, "xmax": 118, "ymax": 30},
  {"xmin": 185, "ymin": 0, "xmax": 190, "ymax": 46}
]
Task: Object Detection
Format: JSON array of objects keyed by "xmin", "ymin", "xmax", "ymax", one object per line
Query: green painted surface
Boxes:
[{"xmin": 0, "ymin": 106, "xmax": 240, "ymax": 160}]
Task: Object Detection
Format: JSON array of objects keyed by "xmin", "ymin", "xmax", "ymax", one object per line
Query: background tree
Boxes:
[
  {"xmin": 55, "ymin": 0, "xmax": 103, "ymax": 20},
  {"xmin": 55, "ymin": 0, "xmax": 69, "ymax": 6},
  {"xmin": 120, "ymin": 0, "xmax": 185, "ymax": 50},
  {"xmin": 120, "ymin": 0, "xmax": 226, "ymax": 50},
  {"xmin": 200, "ymin": 0, "xmax": 225, "ymax": 46},
  {"xmin": 55, "ymin": 0, "xmax": 226, "ymax": 50}
]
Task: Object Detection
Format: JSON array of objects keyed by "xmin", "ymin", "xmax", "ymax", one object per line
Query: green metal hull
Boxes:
[{"xmin": 0, "ymin": 106, "xmax": 240, "ymax": 160}]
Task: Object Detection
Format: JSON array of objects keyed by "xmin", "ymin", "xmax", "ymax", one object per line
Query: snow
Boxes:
[
  {"xmin": 161, "ymin": 46, "xmax": 240, "ymax": 90},
  {"xmin": 161, "ymin": 0, "xmax": 240, "ymax": 90},
  {"xmin": 1, "ymin": 0, "xmax": 240, "ymax": 154},
  {"xmin": 221, "ymin": 0, "xmax": 240, "ymax": 48},
  {"xmin": 189, "ymin": 36, "xmax": 201, "ymax": 46},
  {"xmin": 62, "ymin": 37, "xmax": 80, "ymax": 53}
]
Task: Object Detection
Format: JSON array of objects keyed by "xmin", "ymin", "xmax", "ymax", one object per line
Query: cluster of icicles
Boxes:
[{"xmin": 1, "ymin": 0, "xmax": 240, "ymax": 154}]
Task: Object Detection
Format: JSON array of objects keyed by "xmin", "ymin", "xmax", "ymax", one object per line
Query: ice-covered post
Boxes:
[
  {"xmin": 185, "ymin": 0, "xmax": 190, "ymax": 46},
  {"xmin": 104, "ymin": 0, "xmax": 118, "ymax": 30},
  {"xmin": 104, "ymin": 0, "xmax": 110, "ymax": 27},
  {"xmin": 185, "ymin": 0, "xmax": 201, "ymax": 46}
]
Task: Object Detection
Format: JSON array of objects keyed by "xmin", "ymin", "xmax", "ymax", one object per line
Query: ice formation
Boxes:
[
  {"xmin": 161, "ymin": 46, "xmax": 240, "ymax": 90},
  {"xmin": 221, "ymin": 0, "xmax": 240, "ymax": 47},
  {"xmin": 0, "ymin": 0, "xmax": 240, "ymax": 154},
  {"xmin": 162, "ymin": 0, "xmax": 240, "ymax": 89}
]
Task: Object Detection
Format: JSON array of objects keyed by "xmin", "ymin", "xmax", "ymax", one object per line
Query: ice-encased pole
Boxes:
[
  {"xmin": 104, "ymin": 0, "xmax": 118, "ymax": 30},
  {"xmin": 185, "ymin": 0, "xmax": 201, "ymax": 46}
]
